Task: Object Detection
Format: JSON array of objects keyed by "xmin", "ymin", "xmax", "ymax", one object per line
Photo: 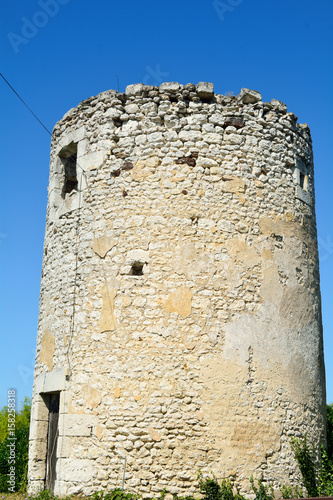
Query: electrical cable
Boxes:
[
  {"xmin": 1, "ymin": 72, "xmax": 118, "ymax": 380},
  {"xmin": 0, "ymin": 72, "xmax": 53, "ymax": 137}
]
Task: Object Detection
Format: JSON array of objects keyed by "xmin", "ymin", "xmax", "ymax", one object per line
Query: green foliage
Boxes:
[
  {"xmin": 290, "ymin": 405, "xmax": 333, "ymax": 498},
  {"xmin": 280, "ymin": 484, "xmax": 303, "ymax": 499},
  {"xmin": 33, "ymin": 490, "xmax": 56, "ymax": 500},
  {"xmin": 327, "ymin": 403, "xmax": 333, "ymax": 461},
  {"xmin": 92, "ymin": 489, "xmax": 139, "ymax": 500},
  {"xmin": 198, "ymin": 472, "xmax": 245, "ymax": 500},
  {"xmin": 317, "ymin": 446, "xmax": 333, "ymax": 496},
  {"xmin": 172, "ymin": 495, "xmax": 196, "ymax": 500},
  {"xmin": 291, "ymin": 436, "xmax": 318, "ymax": 497},
  {"xmin": 198, "ymin": 472, "xmax": 223, "ymax": 500},
  {"xmin": 0, "ymin": 398, "xmax": 31, "ymax": 493},
  {"xmin": 249, "ymin": 476, "xmax": 274, "ymax": 500}
]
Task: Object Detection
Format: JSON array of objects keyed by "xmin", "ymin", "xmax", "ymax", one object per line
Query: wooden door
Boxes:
[{"xmin": 45, "ymin": 393, "xmax": 60, "ymax": 491}]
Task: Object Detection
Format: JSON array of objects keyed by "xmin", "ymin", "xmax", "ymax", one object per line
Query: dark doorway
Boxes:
[{"xmin": 44, "ymin": 393, "xmax": 60, "ymax": 492}]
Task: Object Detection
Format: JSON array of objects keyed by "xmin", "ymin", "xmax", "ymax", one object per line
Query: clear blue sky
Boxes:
[{"xmin": 0, "ymin": 0, "xmax": 332, "ymax": 409}]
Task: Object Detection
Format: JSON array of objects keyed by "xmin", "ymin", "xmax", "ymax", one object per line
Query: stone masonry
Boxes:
[{"xmin": 28, "ymin": 82, "xmax": 326, "ymax": 497}]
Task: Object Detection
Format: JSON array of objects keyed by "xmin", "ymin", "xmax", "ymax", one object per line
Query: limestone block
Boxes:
[
  {"xmin": 56, "ymin": 126, "xmax": 86, "ymax": 151},
  {"xmin": 148, "ymin": 427, "xmax": 162, "ymax": 441},
  {"xmin": 126, "ymin": 249, "xmax": 149, "ymax": 265},
  {"xmin": 29, "ymin": 419, "xmax": 48, "ymax": 440},
  {"xmin": 159, "ymin": 82, "xmax": 180, "ymax": 93},
  {"xmin": 105, "ymin": 107, "xmax": 122, "ymax": 119},
  {"xmin": 39, "ymin": 330, "xmax": 55, "ymax": 371},
  {"xmin": 125, "ymin": 83, "xmax": 145, "ymax": 96},
  {"xmin": 54, "ymin": 481, "xmax": 68, "ymax": 497},
  {"xmin": 43, "ymin": 368, "xmax": 67, "ymax": 393},
  {"xmin": 225, "ymin": 133, "xmax": 245, "ymax": 145},
  {"xmin": 204, "ymin": 133, "xmax": 222, "ymax": 144},
  {"xmin": 28, "ymin": 439, "xmax": 47, "ymax": 460},
  {"xmin": 223, "ymin": 177, "xmax": 246, "ymax": 193},
  {"xmin": 296, "ymin": 185, "xmax": 312, "ymax": 205},
  {"xmin": 179, "ymin": 130, "xmax": 202, "ymax": 142},
  {"xmin": 93, "ymin": 236, "xmax": 115, "ymax": 258},
  {"xmin": 98, "ymin": 284, "xmax": 117, "ymax": 332},
  {"xmin": 196, "ymin": 157, "xmax": 218, "ymax": 168},
  {"xmin": 225, "ymin": 238, "xmax": 260, "ymax": 268},
  {"xmin": 29, "ymin": 479, "xmax": 45, "ymax": 494},
  {"xmin": 28, "ymin": 460, "xmax": 46, "ymax": 479},
  {"xmin": 58, "ymin": 414, "xmax": 97, "ymax": 437},
  {"xmin": 209, "ymin": 113, "xmax": 225, "ymax": 126},
  {"xmin": 163, "ymin": 286, "xmax": 192, "ymax": 318},
  {"xmin": 122, "ymin": 120, "xmax": 139, "ymax": 134},
  {"xmin": 196, "ymin": 82, "xmax": 214, "ymax": 100},
  {"xmin": 147, "ymin": 132, "xmax": 164, "ymax": 144},
  {"xmin": 57, "ymin": 458, "xmax": 93, "ymax": 482},
  {"xmin": 78, "ymin": 151, "xmax": 106, "ymax": 171},
  {"xmin": 125, "ymin": 103, "xmax": 139, "ymax": 114},
  {"xmin": 237, "ymin": 88, "xmax": 262, "ymax": 104},
  {"xmin": 77, "ymin": 138, "xmax": 89, "ymax": 158},
  {"xmin": 33, "ymin": 373, "xmax": 46, "ymax": 395},
  {"xmin": 81, "ymin": 384, "xmax": 102, "ymax": 409},
  {"xmin": 271, "ymin": 99, "xmax": 287, "ymax": 112},
  {"xmin": 57, "ymin": 435, "xmax": 72, "ymax": 457},
  {"xmin": 30, "ymin": 399, "xmax": 48, "ymax": 422}
]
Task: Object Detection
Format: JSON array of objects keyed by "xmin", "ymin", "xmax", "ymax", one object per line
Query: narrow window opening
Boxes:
[
  {"xmin": 59, "ymin": 142, "xmax": 78, "ymax": 197},
  {"xmin": 130, "ymin": 262, "xmax": 144, "ymax": 276},
  {"xmin": 300, "ymin": 172, "xmax": 305, "ymax": 189},
  {"xmin": 299, "ymin": 172, "xmax": 308, "ymax": 191}
]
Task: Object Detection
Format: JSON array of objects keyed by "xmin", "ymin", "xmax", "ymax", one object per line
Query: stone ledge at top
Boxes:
[{"xmin": 125, "ymin": 82, "xmax": 263, "ymax": 103}]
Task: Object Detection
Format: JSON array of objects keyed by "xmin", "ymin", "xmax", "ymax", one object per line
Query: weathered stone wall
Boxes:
[{"xmin": 28, "ymin": 82, "xmax": 326, "ymax": 497}]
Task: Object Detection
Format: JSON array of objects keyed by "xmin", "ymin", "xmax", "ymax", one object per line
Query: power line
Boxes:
[
  {"xmin": 0, "ymin": 72, "xmax": 88, "ymax": 177},
  {"xmin": 0, "ymin": 72, "xmax": 85, "ymax": 375},
  {"xmin": 1, "ymin": 72, "xmax": 117, "ymax": 378},
  {"xmin": 0, "ymin": 72, "xmax": 53, "ymax": 137}
]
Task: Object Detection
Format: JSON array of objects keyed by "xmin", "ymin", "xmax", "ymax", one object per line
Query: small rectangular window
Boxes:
[
  {"xmin": 300, "ymin": 172, "xmax": 308, "ymax": 191},
  {"xmin": 59, "ymin": 142, "xmax": 78, "ymax": 197}
]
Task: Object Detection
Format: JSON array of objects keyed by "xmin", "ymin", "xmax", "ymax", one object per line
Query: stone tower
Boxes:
[{"xmin": 28, "ymin": 82, "xmax": 326, "ymax": 497}]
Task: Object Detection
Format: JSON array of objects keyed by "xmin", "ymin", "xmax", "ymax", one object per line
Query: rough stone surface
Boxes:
[
  {"xmin": 28, "ymin": 83, "xmax": 326, "ymax": 498},
  {"xmin": 196, "ymin": 82, "xmax": 214, "ymax": 100},
  {"xmin": 237, "ymin": 87, "xmax": 262, "ymax": 104}
]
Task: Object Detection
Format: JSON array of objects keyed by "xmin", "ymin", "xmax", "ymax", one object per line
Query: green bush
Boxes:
[
  {"xmin": 92, "ymin": 489, "xmax": 139, "ymax": 500},
  {"xmin": 290, "ymin": 436, "xmax": 318, "ymax": 497},
  {"xmin": 289, "ymin": 405, "xmax": 333, "ymax": 497},
  {"xmin": 249, "ymin": 476, "xmax": 274, "ymax": 500},
  {"xmin": 327, "ymin": 403, "xmax": 333, "ymax": 462},
  {"xmin": 280, "ymin": 484, "xmax": 304, "ymax": 499},
  {"xmin": 198, "ymin": 472, "xmax": 245, "ymax": 500}
]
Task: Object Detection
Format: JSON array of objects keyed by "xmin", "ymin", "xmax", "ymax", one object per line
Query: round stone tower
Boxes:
[{"xmin": 28, "ymin": 82, "xmax": 326, "ymax": 497}]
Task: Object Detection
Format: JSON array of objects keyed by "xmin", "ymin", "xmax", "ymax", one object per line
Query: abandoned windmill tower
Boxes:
[{"xmin": 28, "ymin": 82, "xmax": 326, "ymax": 496}]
